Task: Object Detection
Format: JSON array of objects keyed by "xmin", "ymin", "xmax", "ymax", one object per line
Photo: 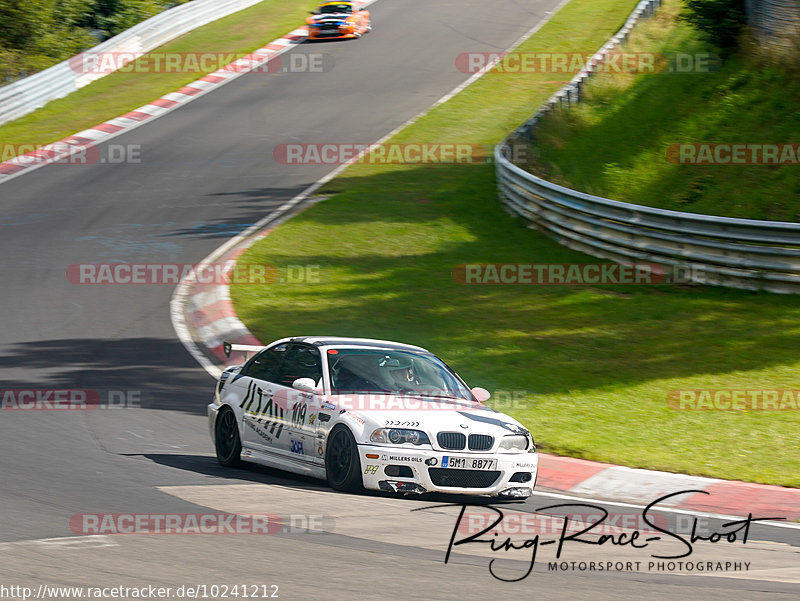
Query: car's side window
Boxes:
[
  {"xmin": 276, "ymin": 345, "xmax": 322, "ymax": 387},
  {"xmin": 242, "ymin": 343, "xmax": 287, "ymax": 383}
]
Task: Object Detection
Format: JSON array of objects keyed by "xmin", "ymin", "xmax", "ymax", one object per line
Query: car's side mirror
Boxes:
[
  {"xmin": 471, "ymin": 387, "xmax": 491, "ymax": 402},
  {"xmin": 293, "ymin": 378, "xmax": 319, "ymax": 393}
]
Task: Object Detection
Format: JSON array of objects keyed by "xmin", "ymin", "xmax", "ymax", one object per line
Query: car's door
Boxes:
[
  {"xmin": 227, "ymin": 342, "xmax": 292, "ymax": 456},
  {"xmin": 271, "ymin": 343, "xmax": 325, "ymax": 467}
]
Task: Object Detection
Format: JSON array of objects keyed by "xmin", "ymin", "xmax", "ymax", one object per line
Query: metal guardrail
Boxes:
[
  {"xmin": 496, "ymin": 0, "xmax": 800, "ymax": 293},
  {"xmin": 746, "ymin": 0, "xmax": 800, "ymax": 51},
  {"xmin": 0, "ymin": 0, "xmax": 265, "ymax": 127}
]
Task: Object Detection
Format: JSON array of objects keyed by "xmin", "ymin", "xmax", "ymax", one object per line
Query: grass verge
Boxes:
[
  {"xmin": 0, "ymin": 0, "xmax": 314, "ymax": 158},
  {"xmin": 525, "ymin": 0, "xmax": 800, "ymax": 221},
  {"xmin": 232, "ymin": 0, "xmax": 800, "ymax": 487}
]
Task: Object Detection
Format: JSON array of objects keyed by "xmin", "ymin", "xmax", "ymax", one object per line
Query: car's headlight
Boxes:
[
  {"xmin": 370, "ymin": 428, "xmax": 431, "ymax": 446},
  {"xmin": 498, "ymin": 434, "xmax": 529, "ymax": 451}
]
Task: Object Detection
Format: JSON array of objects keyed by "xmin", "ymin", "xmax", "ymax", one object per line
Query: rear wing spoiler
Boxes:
[{"xmin": 222, "ymin": 341, "xmax": 266, "ymax": 360}]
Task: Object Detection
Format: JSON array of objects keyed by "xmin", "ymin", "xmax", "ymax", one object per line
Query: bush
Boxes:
[
  {"xmin": 0, "ymin": 0, "xmax": 184, "ymax": 82},
  {"xmin": 681, "ymin": 0, "xmax": 747, "ymax": 55},
  {"xmin": 86, "ymin": 0, "xmax": 172, "ymax": 38}
]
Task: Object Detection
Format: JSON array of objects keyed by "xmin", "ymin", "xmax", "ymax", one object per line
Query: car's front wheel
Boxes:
[
  {"xmin": 325, "ymin": 425, "xmax": 363, "ymax": 492},
  {"xmin": 215, "ymin": 407, "xmax": 242, "ymax": 467}
]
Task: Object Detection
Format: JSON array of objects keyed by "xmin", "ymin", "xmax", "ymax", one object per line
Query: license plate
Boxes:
[{"xmin": 441, "ymin": 456, "xmax": 497, "ymax": 470}]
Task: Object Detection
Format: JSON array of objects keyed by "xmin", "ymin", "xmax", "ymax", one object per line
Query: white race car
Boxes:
[{"xmin": 208, "ymin": 337, "xmax": 538, "ymax": 497}]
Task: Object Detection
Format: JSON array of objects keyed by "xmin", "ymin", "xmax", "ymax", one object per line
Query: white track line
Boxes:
[{"xmin": 532, "ymin": 490, "xmax": 800, "ymax": 531}]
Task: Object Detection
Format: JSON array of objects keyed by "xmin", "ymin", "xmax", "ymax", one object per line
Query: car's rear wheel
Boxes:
[
  {"xmin": 326, "ymin": 425, "xmax": 363, "ymax": 492},
  {"xmin": 215, "ymin": 407, "xmax": 242, "ymax": 467}
]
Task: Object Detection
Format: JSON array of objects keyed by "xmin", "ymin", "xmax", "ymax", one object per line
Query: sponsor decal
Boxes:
[
  {"xmin": 345, "ymin": 413, "xmax": 366, "ymax": 425},
  {"xmin": 386, "ymin": 455, "xmax": 423, "ymax": 463},
  {"xmin": 322, "ymin": 402, "xmax": 337, "ymax": 411},
  {"xmin": 309, "ymin": 413, "xmax": 317, "ymax": 425},
  {"xmin": 384, "ymin": 420, "xmax": 420, "ymax": 427},
  {"xmin": 245, "ymin": 419, "xmax": 273, "ymax": 444},
  {"xmin": 317, "ymin": 440, "xmax": 324, "ymax": 456},
  {"xmin": 457, "ymin": 411, "xmax": 526, "ymax": 433},
  {"xmin": 364, "ymin": 465, "xmax": 379, "ymax": 475},
  {"xmin": 290, "ymin": 440, "xmax": 304, "ymax": 455},
  {"xmin": 241, "ymin": 382, "xmax": 284, "ymax": 439},
  {"xmin": 290, "ymin": 402, "xmax": 308, "ymax": 427}
]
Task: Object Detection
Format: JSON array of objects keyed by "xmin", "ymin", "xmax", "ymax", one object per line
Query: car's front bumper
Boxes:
[
  {"xmin": 207, "ymin": 401, "xmax": 220, "ymax": 444},
  {"xmin": 357, "ymin": 444, "xmax": 538, "ymax": 497},
  {"xmin": 307, "ymin": 27, "xmax": 358, "ymax": 40}
]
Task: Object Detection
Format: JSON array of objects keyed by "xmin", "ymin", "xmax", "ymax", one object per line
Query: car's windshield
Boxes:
[
  {"xmin": 327, "ymin": 348, "xmax": 474, "ymax": 400},
  {"xmin": 318, "ymin": 4, "xmax": 353, "ymax": 14}
]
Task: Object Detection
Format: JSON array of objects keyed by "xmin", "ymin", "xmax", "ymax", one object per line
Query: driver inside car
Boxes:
[{"xmin": 378, "ymin": 355, "xmax": 421, "ymax": 391}]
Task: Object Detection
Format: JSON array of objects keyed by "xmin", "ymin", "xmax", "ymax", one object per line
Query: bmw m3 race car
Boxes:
[
  {"xmin": 306, "ymin": 1, "xmax": 371, "ymax": 40},
  {"xmin": 209, "ymin": 337, "xmax": 538, "ymax": 497}
]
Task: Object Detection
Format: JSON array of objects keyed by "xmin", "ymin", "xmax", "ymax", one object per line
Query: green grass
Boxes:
[
  {"xmin": 0, "ymin": 0, "xmax": 314, "ymax": 157},
  {"xmin": 526, "ymin": 0, "xmax": 800, "ymax": 221},
  {"xmin": 232, "ymin": 0, "xmax": 800, "ymax": 487}
]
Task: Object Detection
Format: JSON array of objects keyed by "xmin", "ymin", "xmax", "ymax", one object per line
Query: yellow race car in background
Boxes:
[{"xmin": 307, "ymin": 1, "xmax": 371, "ymax": 40}]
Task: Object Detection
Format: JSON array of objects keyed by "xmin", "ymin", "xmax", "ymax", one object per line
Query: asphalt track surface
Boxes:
[{"xmin": 0, "ymin": 1, "xmax": 797, "ymax": 599}]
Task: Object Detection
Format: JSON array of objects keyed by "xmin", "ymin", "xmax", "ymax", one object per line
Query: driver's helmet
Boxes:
[{"xmin": 378, "ymin": 355, "xmax": 414, "ymax": 385}]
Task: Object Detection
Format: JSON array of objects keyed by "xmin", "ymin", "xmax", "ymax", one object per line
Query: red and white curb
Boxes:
[
  {"xmin": 536, "ymin": 455, "xmax": 800, "ymax": 521},
  {"xmin": 183, "ymin": 236, "xmax": 270, "ymax": 367},
  {"xmin": 0, "ymin": 26, "xmax": 309, "ymax": 184}
]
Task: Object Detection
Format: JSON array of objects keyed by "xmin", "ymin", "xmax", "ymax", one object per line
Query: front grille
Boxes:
[
  {"xmin": 437, "ymin": 432, "xmax": 466, "ymax": 450},
  {"xmin": 320, "ymin": 23, "xmax": 340, "ymax": 30},
  {"xmin": 428, "ymin": 468, "xmax": 501, "ymax": 488},
  {"xmin": 468, "ymin": 434, "xmax": 494, "ymax": 451}
]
